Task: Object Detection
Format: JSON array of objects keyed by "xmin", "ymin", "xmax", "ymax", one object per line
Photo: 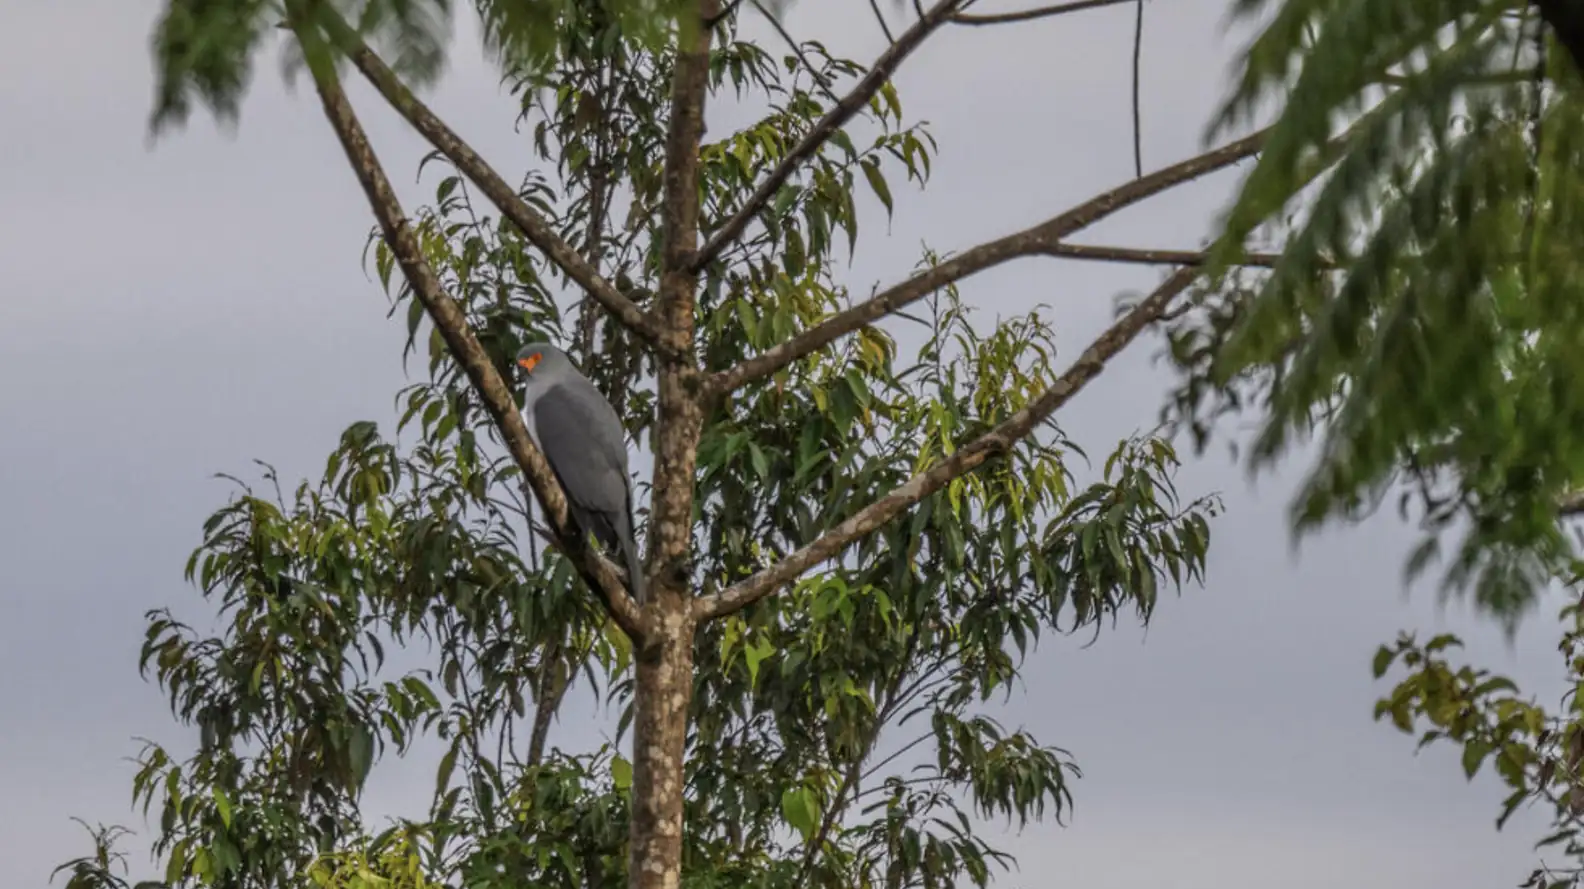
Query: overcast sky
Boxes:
[{"xmin": 0, "ymin": 1, "xmax": 1572, "ymax": 887}]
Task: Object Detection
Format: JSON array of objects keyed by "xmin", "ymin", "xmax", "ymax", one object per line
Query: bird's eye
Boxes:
[{"xmin": 518, "ymin": 353, "xmax": 542, "ymax": 372}]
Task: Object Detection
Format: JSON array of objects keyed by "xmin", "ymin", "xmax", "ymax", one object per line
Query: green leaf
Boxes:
[
  {"xmin": 211, "ymin": 786, "xmax": 232, "ymax": 829},
  {"xmin": 744, "ymin": 636, "xmax": 773, "ymax": 687},
  {"xmin": 435, "ymin": 744, "xmax": 458, "ymax": 793},
  {"xmin": 1371, "ymin": 645, "xmax": 1396, "ymax": 679},
  {"xmin": 861, "ymin": 158, "xmax": 894, "ymax": 218},
  {"xmin": 1460, "ymin": 739, "xmax": 1491, "ymax": 780},
  {"xmin": 347, "ymin": 723, "xmax": 375, "ymax": 789},
  {"xmin": 164, "ymin": 840, "xmax": 188, "ymax": 886},
  {"xmin": 611, "ymin": 754, "xmax": 633, "ymax": 791},
  {"xmin": 780, "ymin": 786, "xmax": 820, "ymax": 840}
]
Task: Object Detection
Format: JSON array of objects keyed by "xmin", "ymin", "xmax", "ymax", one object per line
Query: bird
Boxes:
[{"xmin": 514, "ymin": 342, "xmax": 646, "ymax": 604}]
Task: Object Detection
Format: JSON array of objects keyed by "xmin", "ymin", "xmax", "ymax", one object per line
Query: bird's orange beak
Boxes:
[{"xmin": 518, "ymin": 353, "xmax": 542, "ymax": 373}]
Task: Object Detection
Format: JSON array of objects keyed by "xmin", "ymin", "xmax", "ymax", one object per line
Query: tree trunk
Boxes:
[
  {"xmin": 626, "ymin": 608, "xmax": 697, "ymax": 889},
  {"xmin": 627, "ymin": 2, "xmax": 714, "ymax": 886}
]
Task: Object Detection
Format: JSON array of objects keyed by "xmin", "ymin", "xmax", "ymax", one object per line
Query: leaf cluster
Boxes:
[
  {"xmin": 1167, "ymin": 0, "xmax": 1584, "ymax": 622},
  {"xmin": 1370, "ymin": 587, "xmax": 1584, "ymax": 889}
]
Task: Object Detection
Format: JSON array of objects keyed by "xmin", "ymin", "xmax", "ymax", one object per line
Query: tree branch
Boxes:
[
  {"xmin": 294, "ymin": 29, "xmax": 649, "ymax": 641},
  {"xmin": 705, "ymin": 0, "xmax": 746, "ymax": 27},
  {"xmin": 951, "ymin": 0, "xmax": 1136, "ymax": 26},
  {"xmin": 1130, "ymin": 0, "xmax": 1145, "ymax": 178},
  {"xmin": 868, "ymin": 0, "xmax": 898, "ymax": 43},
  {"xmin": 706, "ymin": 128, "xmax": 1266, "ymax": 396},
  {"xmin": 690, "ymin": 0, "xmax": 966, "ymax": 271},
  {"xmin": 697, "ymin": 266, "xmax": 1198, "ymax": 619},
  {"xmin": 317, "ymin": 14, "xmax": 678, "ymax": 357},
  {"xmin": 1049, "ymin": 243, "xmax": 1284, "ymax": 267},
  {"xmin": 527, "ymin": 640, "xmax": 568, "ymax": 766}
]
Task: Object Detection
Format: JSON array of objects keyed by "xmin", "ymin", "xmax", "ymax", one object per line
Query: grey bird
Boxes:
[{"xmin": 515, "ymin": 342, "xmax": 646, "ymax": 604}]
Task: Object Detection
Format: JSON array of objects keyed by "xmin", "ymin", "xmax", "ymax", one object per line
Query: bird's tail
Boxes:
[{"xmin": 618, "ymin": 513, "xmax": 646, "ymax": 605}]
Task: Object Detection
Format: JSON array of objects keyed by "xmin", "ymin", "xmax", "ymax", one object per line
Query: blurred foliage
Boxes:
[
  {"xmin": 1164, "ymin": 0, "xmax": 1584, "ymax": 623},
  {"xmin": 76, "ymin": 2, "xmax": 1224, "ymax": 889}
]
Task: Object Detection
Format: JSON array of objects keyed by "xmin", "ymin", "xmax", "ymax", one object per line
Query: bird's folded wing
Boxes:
[{"xmin": 531, "ymin": 382, "xmax": 630, "ymax": 518}]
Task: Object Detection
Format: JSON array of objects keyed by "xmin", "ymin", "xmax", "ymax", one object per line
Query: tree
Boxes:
[
  {"xmin": 1364, "ymin": 605, "xmax": 1584, "ymax": 889},
  {"xmin": 1155, "ymin": 3, "xmax": 1584, "ymax": 884},
  {"xmin": 56, "ymin": 2, "xmax": 1257, "ymax": 888},
  {"xmin": 1163, "ymin": 0, "xmax": 1584, "ymax": 621}
]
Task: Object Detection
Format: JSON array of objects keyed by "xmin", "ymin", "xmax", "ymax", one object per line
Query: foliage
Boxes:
[
  {"xmin": 69, "ymin": 4, "xmax": 1220, "ymax": 889},
  {"xmin": 1167, "ymin": 0, "xmax": 1584, "ymax": 622},
  {"xmin": 148, "ymin": 0, "xmax": 692, "ymax": 133},
  {"xmin": 1168, "ymin": 4, "xmax": 1584, "ymax": 880},
  {"xmin": 1371, "ymin": 586, "xmax": 1584, "ymax": 889}
]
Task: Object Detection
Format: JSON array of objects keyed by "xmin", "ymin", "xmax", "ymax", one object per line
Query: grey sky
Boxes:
[{"xmin": 0, "ymin": 0, "xmax": 1566, "ymax": 887}]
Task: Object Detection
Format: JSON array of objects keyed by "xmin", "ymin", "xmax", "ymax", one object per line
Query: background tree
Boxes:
[
  {"xmin": 56, "ymin": 1, "xmax": 1269, "ymax": 887},
  {"xmin": 1360, "ymin": 601, "xmax": 1584, "ymax": 889},
  {"xmin": 1155, "ymin": 2, "xmax": 1584, "ymax": 884},
  {"xmin": 1165, "ymin": 0, "xmax": 1584, "ymax": 619}
]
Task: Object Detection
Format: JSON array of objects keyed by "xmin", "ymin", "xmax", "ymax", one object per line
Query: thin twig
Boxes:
[
  {"xmin": 750, "ymin": 0, "xmax": 842, "ymax": 106},
  {"xmin": 1131, "ymin": 0, "xmax": 1145, "ymax": 178},
  {"xmin": 577, "ymin": 58, "xmax": 618, "ymax": 362},
  {"xmin": 697, "ymin": 267, "xmax": 1198, "ymax": 618},
  {"xmin": 692, "ymin": 0, "xmax": 966, "ymax": 271},
  {"xmin": 861, "ymin": 730, "xmax": 934, "ymax": 782},
  {"xmin": 705, "ymin": 0, "xmax": 746, "ymax": 26},
  {"xmin": 1377, "ymin": 69, "xmax": 1532, "ymax": 85},
  {"xmin": 952, "ymin": 0, "xmax": 1135, "ymax": 26},
  {"xmin": 792, "ymin": 628, "xmax": 924, "ymax": 884},
  {"xmin": 868, "ymin": 0, "xmax": 897, "ymax": 43}
]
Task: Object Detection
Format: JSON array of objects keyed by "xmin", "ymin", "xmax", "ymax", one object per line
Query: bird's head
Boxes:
[{"xmin": 515, "ymin": 342, "xmax": 571, "ymax": 380}]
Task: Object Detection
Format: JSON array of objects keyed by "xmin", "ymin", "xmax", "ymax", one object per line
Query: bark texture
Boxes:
[
  {"xmin": 626, "ymin": 608, "xmax": 699, "ymax": 889},
  {"xmin": 627, "ymin": 2, "xmax": 717, "ymax": 887}
]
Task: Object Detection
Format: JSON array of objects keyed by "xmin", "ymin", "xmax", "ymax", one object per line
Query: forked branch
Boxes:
[
  {"xmin": 705, "ymin": 128, "xmax": 1267, "ymax": 396},
  {"xmin": 697, "ymin": 266, "xmax": 1199, "ymax": 619},
  {"xmin": 690, "ymin": 0, "xmax": 967, "ymax": 271},
  {"xmin": 296, "ymin": 32, "xmax": 649, "ymax": 640},
  {"xmin": 317, "ymin": 14, "xmax": 677, "ymax": 357}
]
